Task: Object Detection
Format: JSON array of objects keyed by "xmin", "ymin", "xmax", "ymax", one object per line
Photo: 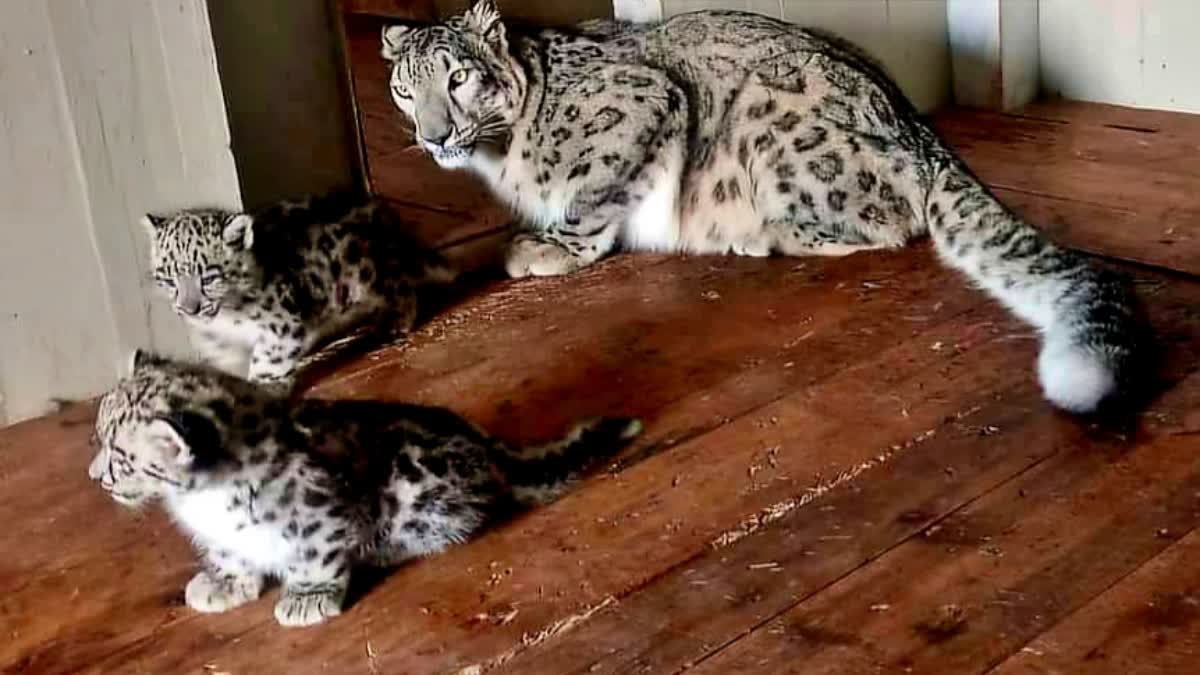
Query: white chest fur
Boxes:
[
  {"xmin": 470, "ymin": 136, "xmax": 685, "ymax": 252},
  {"xmin": 168, "ymin": 488, "xmax": 293, "ymax": 572},
  {"xmin": 623, "ymin": 150, "xmax": 684, "ymax": 252}
]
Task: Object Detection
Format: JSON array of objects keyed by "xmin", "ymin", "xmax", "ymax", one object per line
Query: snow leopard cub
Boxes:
[
  {"xmin": 143, "ymin": 193, "xmax": 455, "ymax": 388},
  {"xmin": 89, "ymin": 351, "xmax": 641, "ymax": 627}
]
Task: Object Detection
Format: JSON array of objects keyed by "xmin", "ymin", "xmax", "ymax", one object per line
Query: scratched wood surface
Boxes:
[{"xmin": 3, "ymin": 18, "xmax": 1200, "ymax": 675}]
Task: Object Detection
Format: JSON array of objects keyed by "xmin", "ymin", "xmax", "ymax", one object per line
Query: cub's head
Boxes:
[
  {"xmin": 89, "ymin": 351, "xmax": 237, "ymax": 507},
  {"xmin": 381, "ymin": 0, "xmax": 525, "ymax": 169},
  {"xmin": 142, "ymin": 209, "xmax": 254, "ymax": 320}
]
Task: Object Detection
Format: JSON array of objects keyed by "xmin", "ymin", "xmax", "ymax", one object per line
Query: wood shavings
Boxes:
[
  {"xmin": 712, "ymin": 429, "xmax": 937, "ymax": 549},
  {"xmin": 454, "ymin": 597, "xmax": 618, "ymax": 674}
]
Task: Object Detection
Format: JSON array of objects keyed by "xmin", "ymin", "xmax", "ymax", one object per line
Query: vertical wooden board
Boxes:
[
  {"xmin": 1039, "ymin": 0, "xmax": 1146, "ymax": 108},
  {"xmin": 47, "ymin": 0, "xmax": 232, "ymax": 361},
  {"xmin": 0, "ymin": 1, "xmax": 124, "ymax": 422},
  {"xmin": 998, "ymin": 0, "xmax": 1039, "ymax": 110},
  {"xmin": 659, "ymin": 1, "xmax": 950, "ymax": 111},
  {"xmin": 207, "ymin": 0, "xmax": 361, "ymax": 207},
  {"xmin": 785, "ymin": 0, "xmax": 951, "ymax": 112},
  {"xmin": 614, "ymin": 0, "xmax": 666, "ymax": 22},
  {"xmin": 1039, "ymin": 0, "xmax": 1200, "ymax": 114},
  {"xmin": 1140, "ymin": 1, "xmax": 1200, "ymax": 114},
  {"xmin": 781, "ymin": 0, "xmax": 888, "ymax": 53},
  {"xmin": 887, "ymin": 0, "xmax": 953, "ymax": 108}
]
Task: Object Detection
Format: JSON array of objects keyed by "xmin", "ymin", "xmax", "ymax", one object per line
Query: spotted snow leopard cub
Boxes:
[
  {"xmin": 143, "ymin": 193, "xmax": 455, "ymax": 388},
  {"xmin": 88, "ymin": 351, "xmax": 640, "ymax": 627},
  {"xmin": 381, "ymin": 2, "xmax": 1149, "ymax": 414}
]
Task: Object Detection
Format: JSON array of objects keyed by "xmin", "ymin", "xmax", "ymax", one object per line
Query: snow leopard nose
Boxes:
[
  {"xmin": 175, "ymin": 278, "xmax": 203, "ymax": 316},
  {"xmin": 422, "ymin": 127, "xmax": 453, "ymax": 148}
]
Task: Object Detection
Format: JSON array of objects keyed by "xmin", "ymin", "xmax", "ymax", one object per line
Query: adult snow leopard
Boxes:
[{"xmin": 380, "ymin": 2, "xmax": 1148, "ymax": 413}]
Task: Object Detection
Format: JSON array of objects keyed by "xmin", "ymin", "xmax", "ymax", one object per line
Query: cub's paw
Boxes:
[
  {"xmin": 274, "ymin": 588, "xmax": 345, "ymax": 627},
  {"xmin": 505, "ymin": 236, "xmax": 581, "ymax": 278},
  {"xmin": 185, "ymin": 571, "xmax": 264, "ymax": 613}
]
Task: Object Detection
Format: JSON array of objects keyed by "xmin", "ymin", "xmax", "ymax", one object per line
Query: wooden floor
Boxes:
[{"xmin": 5, "ymin": 22, "xmax": 1200, "ymax": 675}]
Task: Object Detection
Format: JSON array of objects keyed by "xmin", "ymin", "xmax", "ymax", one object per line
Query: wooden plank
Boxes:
[
  {"xmin": 674, "ymin": 376, "xmax": 1200, "ymax": 674},
  {"xmin": 496, "ymin": 389, "xmax": 1070, "ymax": 674},
  {"xmin": 1018, "ymin": 99, "xmax": 1200, "ymax": 137},
  {"xmin": 312, "ymin": 247, "xmax": 985, "ymax": 441},
  {"xmin": 7, "ymin": 252, "xmax": 1196, "ymax": 674},
  {"xmin": 934, "ymin": 108, "xmax": 1200, "ymax": 276},
  {"xmin": 0, "ymin": 248, "xmax": 1012, "ymax": 673},
  {"xmin": 486, "ymin": 275, "xmax": 1200, "ymax": 675},
  {"xmin": 946, "ymin": 0, "xmax": 1038, "ymax": 111},
  {"xmin": 993, "ymin": 188, "xmax": 1200, "ymax": 277},
  {"xmin": 991, "ymin": 530, "xmax": 1200, "ymax": 675}
]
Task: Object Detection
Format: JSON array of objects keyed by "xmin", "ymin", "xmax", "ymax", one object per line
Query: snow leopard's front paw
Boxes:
[
  {"xmin": 274, "ymin": 587, "xmax": 345, "ymax": 627},
  {"xmin": 505, "ymin": 235, "xmax": 582, "ymax": 278},
  {"xmin": 185, "ymin": 570, "xmax": 264, "ymax": 613}
]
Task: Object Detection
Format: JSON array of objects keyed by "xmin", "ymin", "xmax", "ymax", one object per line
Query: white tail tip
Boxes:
[{"xmin": 1037, "ymin": 337, "xmax": 1117, "ymax": 414}]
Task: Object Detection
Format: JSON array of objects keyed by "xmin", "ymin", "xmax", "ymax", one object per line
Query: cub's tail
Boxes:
[
  {"xmin": 496, "ymin": 418, "xmax": 642, "ymax": 505},
  {"xmin": 924, "ymin": 159, "xmax": 1151, "ymax": 413}
]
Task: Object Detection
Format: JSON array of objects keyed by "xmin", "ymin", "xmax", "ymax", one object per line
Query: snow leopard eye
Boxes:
[
  {"xmin": 155, "ymin": 275, "xmax": 176, "ymax": 289},
  {"xmin": 448, "ymin": 68, "xmax": 470, "ymax": 89}
]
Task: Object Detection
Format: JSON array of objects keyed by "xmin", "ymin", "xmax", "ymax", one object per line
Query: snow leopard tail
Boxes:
[
  {"xmin": 497, "ymin": 418, "xmax": 642, "ymax": 505},
  {"xmin": 924, "ymin": 158, "xmax": 1152, "ymax": 414}
]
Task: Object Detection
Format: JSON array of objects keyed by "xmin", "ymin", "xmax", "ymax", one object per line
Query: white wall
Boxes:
[
  {"xmin": 0, "ymin": 0, "xmax": 359, "ymax": 425},
  {"xmin": 657, "ymin": 0, "xmax": 952, "ymax": 112},
  {"xmin": 0, "ymin": 0, "xmax": 240, "ymax": 424},
  {"xmin": 1040, "ymin": 0, "xmax": 1200, "ymax": 114}
]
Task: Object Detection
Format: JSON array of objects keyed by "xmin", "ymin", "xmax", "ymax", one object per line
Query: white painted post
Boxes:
[
  {"xmin": 613, "ymin": 0, "xmax": 663, "ymax": 23},
  {"xmin": 947, "ymin": 0, "xmax": 1039, "ymax": 111}
]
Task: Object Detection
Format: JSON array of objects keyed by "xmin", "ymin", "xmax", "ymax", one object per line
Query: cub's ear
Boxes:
[
  {"xmin": 464, "ymin": 0, "xmax": 506, "ymax": 51},
  {"xmin": 381, "ymin": 23, "xmax": 419, "ymax": 61},
  {"xmin": 126, "ymin": 349, "xmax": 158, "ymax": 375},
  {"xmin": 150, "ymin": 410, "xmax": 224, "ymax": 469},
  {"xmin": 140, "ymin": 213, "xmax": 167, "ymax": 235},
  {"xmin": 222, "ymin": 213, "xmax": 255, "ymax": 250}
]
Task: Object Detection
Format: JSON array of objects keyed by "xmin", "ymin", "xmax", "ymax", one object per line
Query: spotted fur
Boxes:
[
  {"xmin": 143, "ymin": 193, "xmax": 455, "ymax": 389},
  {"xmin": 381, "ymin": 4, "xmax": 1150, "ymax": 413},
  {"xmin": 89, "ymin": 351, "xmax": 640, "ymax": 627}
]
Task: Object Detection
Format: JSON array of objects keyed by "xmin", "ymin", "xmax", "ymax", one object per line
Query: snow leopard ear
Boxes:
[
  {"xmin": 141, "ymin": 213, "xmax": 167, "ymax": 234},
  {"xmin": 151, "ymin": 410, "xmax": 224, "ymax": 469},
  {"xmin": 381, "ymin": 23, "xmax": 419, "ymax": 61},
  {"xmin": 222, "ymin": 214, "xmax": 254, "ymax": 251},
  {"xmin": 465, "ymin": 0, "xmax": 506, "ymax": 52},
  {"xmin": 127, "ymin": 349, "xmax": 156, "ymax": 375}
]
